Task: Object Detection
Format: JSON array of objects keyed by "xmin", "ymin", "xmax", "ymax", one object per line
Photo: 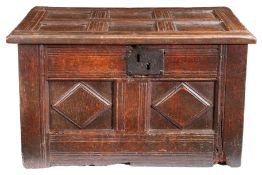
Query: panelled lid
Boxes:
[{"xmin": 6, "ymin": 6, "xmax": 256, "ymax": 44}]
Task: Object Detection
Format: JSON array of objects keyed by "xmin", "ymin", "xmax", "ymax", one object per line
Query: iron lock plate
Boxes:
[{"xmin": 125, "ymin": 46, "xmax": 165, "ymax": 75}]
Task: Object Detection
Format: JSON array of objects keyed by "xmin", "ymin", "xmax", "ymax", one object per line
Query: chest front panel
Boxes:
[{"xmin": 41, "ymin": 44, "xmax": 221, "ymax": 166}]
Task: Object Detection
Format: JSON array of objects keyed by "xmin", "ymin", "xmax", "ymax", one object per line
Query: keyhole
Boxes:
[
  {"xmin": 146, "ymin": 63, "xmax": 151, "ymax": 70},
  {"xmin": 137, "ymin": 54, "xmax": 141, "ymax": 62}
]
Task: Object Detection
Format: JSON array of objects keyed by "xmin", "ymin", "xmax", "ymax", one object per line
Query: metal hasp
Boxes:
[{"xmin": 126, "ymin": 46, "xmax": 164, "ymax": 75}]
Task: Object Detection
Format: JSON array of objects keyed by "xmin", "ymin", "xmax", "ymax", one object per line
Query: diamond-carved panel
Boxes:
[
  {"xmin": 52, "ymin": 82, "xmax": 111, "ymax": 129},
  {"xmin": 152, "ymin": 83, "xmax": 211, "ymax": 128}
]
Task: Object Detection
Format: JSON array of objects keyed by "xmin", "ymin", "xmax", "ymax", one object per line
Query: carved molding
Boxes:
[
  {"xmin": 52, "ymin": 82, "xmax": 111, "ymax": 129},
  {"xmin": 152, "ymin": 83, "xmax": 212, "ymax": 129}
]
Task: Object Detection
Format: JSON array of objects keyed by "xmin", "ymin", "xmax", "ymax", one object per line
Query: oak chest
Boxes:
[{"xmin": 7, "ymin": 7, "xmax": 256, "ymax": 168}]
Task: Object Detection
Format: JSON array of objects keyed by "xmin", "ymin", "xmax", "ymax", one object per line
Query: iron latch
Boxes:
[{"xmin": 125, "ymin": 45, "xmax": 164, "ymax": 75}]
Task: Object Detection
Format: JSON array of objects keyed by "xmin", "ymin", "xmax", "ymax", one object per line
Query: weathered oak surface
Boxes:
[
  {"xmin": 7, "ymin": 7, "xmax": 256, "ymax": 168},
  {"xmin": 7, "ymin": 7, "xmax": 256, "ymax": 44}
]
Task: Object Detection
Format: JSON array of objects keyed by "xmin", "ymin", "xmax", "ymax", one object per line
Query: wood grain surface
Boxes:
[
  {"xmin": 8, "ymin": 6, "xmax": 256, "ymax": 168},
  {"xmin": 7, "ymin": 7, "xmax": 256, "ymax": 44}
]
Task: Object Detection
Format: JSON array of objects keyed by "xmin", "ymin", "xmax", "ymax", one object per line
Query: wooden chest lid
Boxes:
[{"xmin": 7, "ymin": 6, "xmax": 256, "ymax": 44}]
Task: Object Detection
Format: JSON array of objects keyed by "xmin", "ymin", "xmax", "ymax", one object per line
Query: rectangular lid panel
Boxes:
[{"xmin": 7, "ymin": 7, "xmax": 256, "ymax": 44}]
